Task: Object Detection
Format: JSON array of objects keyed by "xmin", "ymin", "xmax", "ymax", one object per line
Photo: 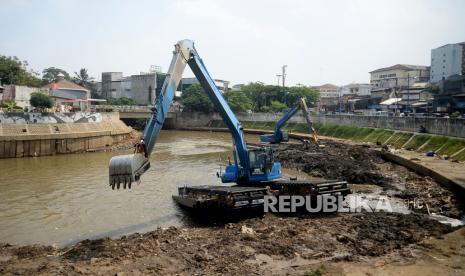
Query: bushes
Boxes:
[{"xmin": 30, "ymin": 92, "xmax": 53, "ymax": 109}]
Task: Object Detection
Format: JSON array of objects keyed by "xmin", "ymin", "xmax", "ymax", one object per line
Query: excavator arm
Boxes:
[
  {"xmin": 109, "ymin": 39, "xmax": 281, "ymax": 189},
  {"xmin": 260, "ymin": 98, "xmax": 318, "ymax": 144}
]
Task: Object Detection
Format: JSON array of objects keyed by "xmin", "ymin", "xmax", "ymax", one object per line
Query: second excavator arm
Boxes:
[{"xmin": 260, "ymin": 98, "xmax": 318, "ymax": 144}]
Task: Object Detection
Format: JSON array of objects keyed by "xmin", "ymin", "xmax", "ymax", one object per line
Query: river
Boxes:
[{"xmin": 0, "ymin": 130, "xmax": 302, "ymax": 246}]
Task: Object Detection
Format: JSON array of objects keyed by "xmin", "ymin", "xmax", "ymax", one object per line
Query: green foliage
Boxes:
[
  {"xmin": 286, "ymin": 85, "xmax": 319, "ymax": 107},
  {"xmin": 269, "ymin": 100, "xmax": 287, "ymax": 112},
  {"xmin": 30, "ymin": 92, "xmax": 53, "ymax": 109},
  {"xmin": 241, "ymin": 82, "xmax": 284, "ymax": 112},
  {"xmin": 232, "ymin": 82, "xmax": 318, "ymax": 113},
  {"xmin": 304, "ymin": 265, "xmax": 324, "ymax": 276},
  {"xmin": 0, "ymin": 55, "xmax": 42, "ymax": 87},
  {"xmin": 404, "ymin": 134, "xmax": 431, "ymax": 150},
  {"xmin": 181, "ymin": 84, "xmax": 213, "ymax": 113},
  {"xmin": 223, "ymin": 90, "xmax": 252, "ymax": 112},
  {"xmin": 0, "ymin": 100, "xmax": 21, "ymax": 111},
  {"xmin": 42, "ymin": 67, "xmax": 71, "ymax": 84},
  {"xmin": 106, "ymin": 97, "xmax": 136, "ymax": 106},
  {"xmin": 451, "ymin": 111, "xmax": 461, "ymax": 118},
  {"xmin": 73, "ymin": 68, "xmax": 94, "ymax": 88}
]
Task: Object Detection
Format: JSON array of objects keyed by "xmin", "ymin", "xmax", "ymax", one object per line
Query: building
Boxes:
[
  {"xmin": 1, "ymin": 85, "xmax": 39, "ymax": 109},
  {"xmin": 369, "ymin": 64, "xmax": 430, "ymax": 89},
  {"xmin": 397, "ymin": 83, "xmax": 432, "ymax": 113},
  {"xmin": 180, "ymin": 77, "xmax": 230, "ymax": 92},
  {"xmin": 97, "ymin": 72, "xmax": 161, "ymax": 105},
  {"xmin": 430, "ymin": 42, "xmax": 465, "ymax": 83},
  {"xmin": 433, "ymin": 75, "xmax": 465, "ymax": 113},
  {"xmin": 42, "ymin": 77, "xmax": 90, "ymax": 110},
  {"xmin": 339, "ymin": 83, "xmax": 372, "ymax": 96},
  {"xmin": 314, "ymin": 83, "xmax": 340, "ymax": 98}
]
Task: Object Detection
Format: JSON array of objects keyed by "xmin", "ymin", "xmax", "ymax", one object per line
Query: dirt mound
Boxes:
[
  {"xmin": 275, "ymin": 140, "xmax": 464, "ymax": 218},
  {"xmin": 275, "ymin": 142, "xmax": 386, "ymax": 185},
  {"xmin": 0, "ymin": 213, "xmax": 456, "ymax": 275}
]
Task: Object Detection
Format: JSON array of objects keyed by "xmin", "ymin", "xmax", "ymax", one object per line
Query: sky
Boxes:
[{"xmin": 1, "ymin": 0, "xmax": 464, "ymax": 86}]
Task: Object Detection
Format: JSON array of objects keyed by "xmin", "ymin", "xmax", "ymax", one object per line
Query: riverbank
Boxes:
[
  {"xmin": 1, "ymin": 137, "xmax": 464, "ymax": 275},
  {"xmin": 0, "ymin": 112, "xmax": 134, "ymax": 158}
]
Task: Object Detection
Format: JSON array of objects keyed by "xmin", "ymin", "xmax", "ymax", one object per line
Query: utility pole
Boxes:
[
  {"xmin": 281, "ymin": 65, "xmax": 287, "ymax": 89},
  {"xmin": 407, "ymin": 73, "xmax": 410, "ymax": 113},
  {"xmin": 276, "ymin": 74, "xmax": 282, "ymax": 87}
]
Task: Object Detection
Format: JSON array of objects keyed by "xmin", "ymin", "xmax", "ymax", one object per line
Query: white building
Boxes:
[
  {"xmin": 430, "ymin": 42, "xmax": 465, "ymax": 83},
  {"xmin": 314, "ymin": 83, "xmax": 339, "ymax": 98},
  {"xmin": 339, "ymin": 83, "xmax": 372, "ymax": 96}
]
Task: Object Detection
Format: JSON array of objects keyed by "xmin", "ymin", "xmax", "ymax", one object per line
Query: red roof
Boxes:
[{"xmin": 42, "ymin": 79, "xmax": 89, "ymax": 91}]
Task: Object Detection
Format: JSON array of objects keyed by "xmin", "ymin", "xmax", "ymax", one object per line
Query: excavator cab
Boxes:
[{"xmin": 248, "ymin": 147, "xmax": 274, "ymax": 175}]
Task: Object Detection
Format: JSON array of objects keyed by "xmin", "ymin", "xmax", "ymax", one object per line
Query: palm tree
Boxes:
[{"xmin": 73, "ymin": 68, "xmax": 94, "ymax": 88}]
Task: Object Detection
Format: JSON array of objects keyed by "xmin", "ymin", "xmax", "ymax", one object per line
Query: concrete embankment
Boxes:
[
  {"xmin": 168, "ymin": 112, "xmax": 465, "ymax": 195},
  {"xmin": 0, "ymin": 112, "xmax": 132, "ymax": 158}
]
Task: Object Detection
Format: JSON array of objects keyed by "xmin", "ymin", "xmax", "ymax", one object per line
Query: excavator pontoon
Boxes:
[{"xmin": 109, "ymin": 39, "xmax": 349, "ymax": 211}]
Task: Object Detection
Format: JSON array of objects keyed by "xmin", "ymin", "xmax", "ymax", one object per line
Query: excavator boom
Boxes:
[
  {"xmin": 260, "ymin": 98, "xmax": 319, "ymax": 144},
  {"xmin": 109, "ymin": 39, "xmax": 281, "ymax": 189}
]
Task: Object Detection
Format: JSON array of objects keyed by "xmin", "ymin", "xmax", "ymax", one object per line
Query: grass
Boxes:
[
  {"xmin": 210, "ymin": 119, "xmax": 465, "ymax": 158},
  {"xmin": 404, "ymin": 135, "xmax": 432, "ymax": 150},
  {"xmin": 437, "ymin": 139, "xmax": 465, "ymax": 156},
  {"xmin": 391, "ymin": 132, "xmax": 414, "ymax": 148},
  {"xmin": 452, "ymin": 148, "xmax": 465, "ymax": 161},
  {"xmin": 304, "ymin": 265, "xmax": 324, "ymax": 276},
  {"xmin": 363, "ymin": 129, "xmax": 386, "ymax": 143},
  {"xmin": 421, "ymin": 136, "xmax": 450, "ymax": 152}
]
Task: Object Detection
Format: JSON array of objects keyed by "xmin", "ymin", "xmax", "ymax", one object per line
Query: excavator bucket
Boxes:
[{"xmin": 108, "ymin": 153, "xmax": 150, "ymax": 189}]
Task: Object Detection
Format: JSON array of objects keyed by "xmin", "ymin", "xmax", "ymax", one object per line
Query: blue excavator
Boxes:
[
  {"xmin": 109, "ymin": 39, "xmax": 349, "ymax": 210},
  {"xmin": 260, "ymin": 97, "xmax": 319, "ymax": 144}
]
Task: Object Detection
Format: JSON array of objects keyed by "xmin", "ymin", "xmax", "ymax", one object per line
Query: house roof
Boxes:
[
  {"xmin": 314, "ymin": 83, "xmax": 339, "ymax": 89},
  {"xmin": 42, "ymin": 79, "xmax": 89, "ymax": 92},
  {"xmin": 369, "ymin": 64, "xmax": 429, "ymax": 73}
]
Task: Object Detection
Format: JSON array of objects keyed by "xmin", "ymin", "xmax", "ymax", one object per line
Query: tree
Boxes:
[
  {"xmin": 223, "ymin": 90, "xmax": 252, "ymax": 112},
  {"xmin": 30, "ymin": 92, "xmax": 53, "ymax": 110},
  {"xmin": 269, "ymin": 100, "xmax": 287, "ymax": 112},
  {"xmin": 73, "ymin": 68, "xmax": 94, "ymax": 88},
  {"xmin": 0, "ymin": 55, "xmax": 42, "ymax": 87},
  {"xmin": 42, "ymin": 67, "xmax": 71, "ymax": 84},
  {"xmin": 285, "ymin": 85, "xmax": 319, "ymax": 107},
  {"xmin": 181, "ymin": 84, "xmax": 213, "ymax": 113}
]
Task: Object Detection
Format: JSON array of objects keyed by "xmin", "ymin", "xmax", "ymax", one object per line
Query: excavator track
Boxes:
[{"xmin": 173, "ymin": 179, "xmax": 350, "ymax": 212}]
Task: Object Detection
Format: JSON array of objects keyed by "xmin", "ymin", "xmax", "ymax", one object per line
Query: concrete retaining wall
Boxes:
[
  {"xmin": 0, "ymin": 112, "xmax": 121, "ymax": 124},
  {"xmin": 0, "ymin": 112, "xmax": 132, "ymax": 158},
  {"xmin": 171, "ymin": 112, "xmax": 465, "ymax": 138}
]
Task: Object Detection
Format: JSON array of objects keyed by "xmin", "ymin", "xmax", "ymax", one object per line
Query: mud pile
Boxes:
[
  {"xmin": 0, "ymin": 213, "xmax": 455, "ymax": 275},
  {"xmin": 275, "ymin": 140, "xmax": 463, "ymax": 218},
  {"xmin": 275, "ymin": 141, "xmax": 386, "ymax": 185}
]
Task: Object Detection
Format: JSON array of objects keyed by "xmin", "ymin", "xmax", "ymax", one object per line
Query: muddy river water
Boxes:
[{"xmin": 0, "ymin": 130, "xmax": 306, "ymax": 246}]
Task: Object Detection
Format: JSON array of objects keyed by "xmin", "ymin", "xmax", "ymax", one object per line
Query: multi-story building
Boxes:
[
  {"xmin": 97, "ymin": 72, "xmax": 160, "ymax": 105},
  {"xmin": 369, "ymin": 64, "xmax": 430, "ymax": 89},
  {"xmin": 314, "ymin": 83, "xmax": 340, "ymax": 98},
  {"xmin": 430, "ymin": 42, "xmax": 465, "ymax": 83},
  {"xmin": 339, "ymin": 83, "xmax": 372, "ymax": 96},
  {"xmin": 434, "ymin": 75, "xmax": 465, "ymax": 113}
]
